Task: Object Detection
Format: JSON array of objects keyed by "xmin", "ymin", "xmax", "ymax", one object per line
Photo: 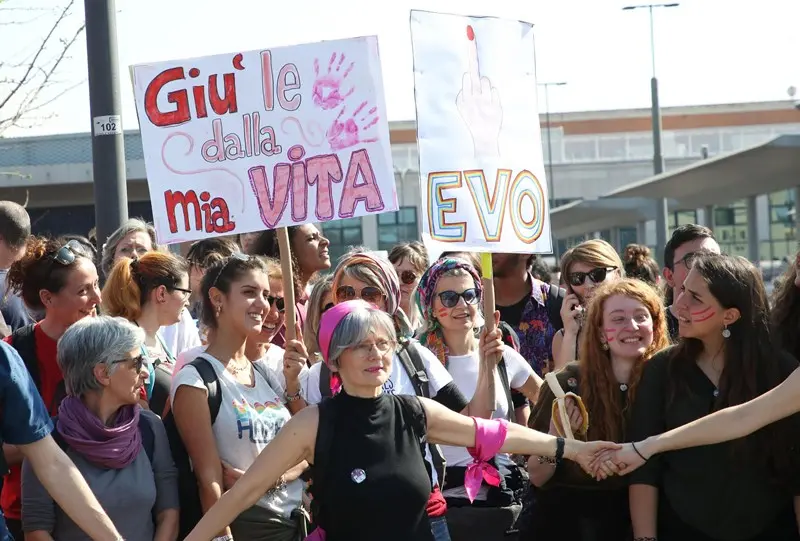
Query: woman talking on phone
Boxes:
[{"xmin": 552, "ymin": 240, "xmax": 623, "ymax": 370}]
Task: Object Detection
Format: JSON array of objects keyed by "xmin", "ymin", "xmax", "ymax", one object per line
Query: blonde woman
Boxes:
[{"xmin": 552, "ymin": 239, "xmax": 624, "ymax": 370}]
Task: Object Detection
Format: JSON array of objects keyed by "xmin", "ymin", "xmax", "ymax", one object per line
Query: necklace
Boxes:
[
  {"xmin": 227, "ymin": 360, "xmax": 250, "ymax": 376},
  {"xmin": 619, "ymin": 383, "xmax": 628, "ymax": 392}
]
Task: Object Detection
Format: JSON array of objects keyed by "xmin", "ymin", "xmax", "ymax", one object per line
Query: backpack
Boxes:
[
  {"xmin": 11, "ymin": 324, "xmax": 67, "ymax": 412},
  {"xmin": 545, "ymin": 284, "xmax": 566, "ymax": 333},
  {"xmin": 50, "ymin": 413, "xmax": 156, "ymax": 465},
  {"xmin": 317, "ymin": 338, "xmax": 446, "ymax": 485},
  {"xmin": 164, "ymin": 355, "xmax": 281, "ymax": 540}
]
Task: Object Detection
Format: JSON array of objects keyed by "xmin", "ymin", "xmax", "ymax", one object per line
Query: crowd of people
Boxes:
[{"xmin": 2, "ymin": 198, "xmax": 800, "ymax": 541}]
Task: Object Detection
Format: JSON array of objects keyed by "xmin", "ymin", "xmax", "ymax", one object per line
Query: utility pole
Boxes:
[{"xmin": 84, "ymin": 0, "xmax": 128, "ymax": 255}]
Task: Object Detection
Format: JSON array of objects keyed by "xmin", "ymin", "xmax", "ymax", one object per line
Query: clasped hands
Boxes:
[{"xmin": 555, "ymin": 398, "xmax": 649, "ymax": 481}]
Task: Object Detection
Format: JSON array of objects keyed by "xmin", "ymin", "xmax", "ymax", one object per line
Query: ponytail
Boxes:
[{"xmin": 102, "ymin": 258, "xmax": 143, "ymax": 320}]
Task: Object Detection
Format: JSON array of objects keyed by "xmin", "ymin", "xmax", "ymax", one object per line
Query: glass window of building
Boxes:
[
  {"xmin": 378, "ymin": 207, "xmax": 419, "ymax": 251},
  {"xmin": 322, "ymin": 217, "xmax": 363, "ymax": 262}
]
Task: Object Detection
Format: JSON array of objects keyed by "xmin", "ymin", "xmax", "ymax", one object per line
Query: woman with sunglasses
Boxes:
[
  {"xmin": 301, "ymin": 250, "xmax": 481, "ymax": 541},
  {"xmin": 100, "ymin": 219, "xmax": 201, "ymax": 362},
  {"xmin": 21, "ymin": 316, "xmax": 179, "ymax": 541},
  {"xmin": 185, "ymin": 300, "xmax": 620, "ymax": 541},
  {"xmin": 389, "ymin": 241, "xmax": 429, "ymax": 331},
  {"xmin": 302, "ymin": 275, "xmax": 334, "ymax": 365},
  {"xmin": 3, "ymin": 236, "xmax": 101, "ymax": 541},
  {"xmin": 552, "ymin": 240, "xmax": 623, "ymax": 371},
  {"xmin": 250, "ymin": 225, "xmax": 331, "ymax": 347},
  {"xmin": 102, "ymin": 252, "xmax": 191, "ymax": 417},
  {"xmin": 416, "ymin": 258, "xmax": 542, "ymax": 541},
  {"xmin": 171, "ymin": 254, "xmax": 308, "ymax": 541}
]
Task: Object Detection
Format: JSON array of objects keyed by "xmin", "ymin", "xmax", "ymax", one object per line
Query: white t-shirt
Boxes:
[
  {"xmin": 300, "ymin": 339, "xmax": 454, "ymax": 486},
  {"xmin": 170, "ymin": 353, "xmax": 303, "ymax": 518},
  {"xmin": 158, "ymin": 310, "xmax": 201, "ymax": 358},
  {"xmin": 441, "ymin": 345, "xmax": 534, "ymax": 500}
]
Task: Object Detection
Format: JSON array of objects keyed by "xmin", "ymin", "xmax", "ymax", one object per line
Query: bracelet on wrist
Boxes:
[
  {"xmin": 631, "ymin": 441, "xmax": 649, "ymax": 462},
  {"xmin": 633, "ymin": 537, "xmax": 656, "ymax": 541},
  {"xmin": 212, "ymin": 535, "xmax": 233, "ymax": 541},
  {"xmin": 284, "ymin": 389, "xmax": 302, "ymax": 402},
  {"xmin": 537, "ymin": 455, "xmax": 556, "ymax": 466}
]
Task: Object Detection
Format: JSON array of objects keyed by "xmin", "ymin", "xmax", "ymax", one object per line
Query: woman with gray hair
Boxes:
[
  {"xmin": 100, "ymin": 218, "xmax": 200, "ymax": 358},
  {"xmin": 21, "ymin": 316, "xmax": 180, "ymax": 541},
  {"xmin": 302, "ymin": 275, "xmax": 334, "ymax": 365},
  {"xmin": 184, "ymin": 300, "xmax": 618, "ymax": 541}
]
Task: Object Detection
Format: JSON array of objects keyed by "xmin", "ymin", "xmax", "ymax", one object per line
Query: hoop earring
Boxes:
[{"xmin": 722, "ymin": 325, "xmax": 731, "ymax": 339}]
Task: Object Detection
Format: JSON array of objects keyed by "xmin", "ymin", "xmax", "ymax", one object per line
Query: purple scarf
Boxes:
[{"xmin": 56, "ymin": 396, "xmax": 142, "ymax": 470}]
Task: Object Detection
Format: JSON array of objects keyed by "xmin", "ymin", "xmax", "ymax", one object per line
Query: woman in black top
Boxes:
[
  {"xmin": 627, "ymin": 253, "xmax": 800, "ymax": 541},
  {"xmin": 527, "ymin": 279, "xmax": 670, "ymax": 541},
  {"xmin": 185, "ymin": 300, "xmax": 619, "ymax": 541}
]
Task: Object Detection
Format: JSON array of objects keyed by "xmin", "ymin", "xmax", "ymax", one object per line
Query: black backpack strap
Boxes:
[
  {"xmin": 318, "ymin": 362, "xmax": 332, "ymax": 399},
  {"xmin": 137, "ymin": 412, "xmax": 157, "ymax": 465},
  {"xmin": 497, "ymin": 356, "xmax": 516, "ymax": 423},
  {"xmin": 310, "ymin": 398, "xmax": 337, "ymax": 523},
  {"xmin": 11, "ymin": 324, "xmax": 40, "ymax": 389},
  {"xmin": 187, "ymin": 356, "xmax": 222, "ymax": 423},
  {"xmin": 396, "ymin": 339, "xmax": 430, "ymax": 399},
  {"xmin": 546, "ymin": 284, "xmax": 566, "ymax": 332},
  {"xmin": 252, "ymin": 362, "xmax": 284, "ymax": 399}
]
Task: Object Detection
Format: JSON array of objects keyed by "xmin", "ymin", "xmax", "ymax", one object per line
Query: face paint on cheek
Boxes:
[
  {"xmin": 603, "ymin": 328, "xmax": 617, "ymax": 342},
  {"xmin": 437, "ymin": 307, "xmax": 449, "ymax": 318},
  {"xmin": 691, "ymin": 306, "xmax": 716, "ymax": 323}
]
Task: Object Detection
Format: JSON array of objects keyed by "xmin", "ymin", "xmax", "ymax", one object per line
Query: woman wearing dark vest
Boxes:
[{"xmin": 1, "ymin": 236, "xmax": 101, "ymax": 541}]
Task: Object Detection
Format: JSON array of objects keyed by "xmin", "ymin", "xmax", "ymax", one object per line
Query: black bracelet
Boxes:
[
  {"xmin": 555, "ymin": 437, "xmax": 565, "ymax": 465},
  {"xmin": 633, "ymin": 537, "xmax": 657, "ymax": 541},
  {"xmin": 631, "ymin": 441, "xmax": 649, "ymax": 462}
]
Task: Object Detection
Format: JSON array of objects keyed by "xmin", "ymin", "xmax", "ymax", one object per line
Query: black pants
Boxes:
[
  {"xmin": 659, "ymin": 500, "xmax": 799, "ymax": 541},
  {"xmin": 5, "ymin": 519, "xmax": 21, "ymax": 541}
]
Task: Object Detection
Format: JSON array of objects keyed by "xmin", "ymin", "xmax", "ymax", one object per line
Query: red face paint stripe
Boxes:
[
  {"xmin": 690, "ymin": 307, "xmax": 713, "ymax": 317},
  {"xmin": 692, "ymin": 310, "xmax": 716, "ymax": 323}
]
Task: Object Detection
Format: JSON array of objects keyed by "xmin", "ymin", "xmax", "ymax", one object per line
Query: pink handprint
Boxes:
[
  {"xmin": 326, "ymin": 101, "xmax": 379, "ymax": 151},
  {"xmin": 455, "ymin": 25, "xmax": 503, "ymax": 159},
  {"xmin": 312, "ymin": 53, "xmax": 355, "ymax": 110}
]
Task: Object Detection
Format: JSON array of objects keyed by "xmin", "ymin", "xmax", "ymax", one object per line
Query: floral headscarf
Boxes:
[{"xmin": 416, "ymin": 257, "xmax": 483, "ymax": 365}]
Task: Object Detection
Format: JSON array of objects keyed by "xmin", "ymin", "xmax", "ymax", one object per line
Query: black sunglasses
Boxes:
[
  {"xmin": 49, "ymin": 240, "xmax": 83, "ymax": 267},
  {"xmin": 211, "ymin": 253, "xmax": 251, "ymax": 289},
  {"xmin": 399, "ymin": 270, "xmax": 417, "ymax": 286},
  {"xmin": 437, "ymin": 288, "xmax": 480, "ymax": 308},
  {"xmin": 113, "ymin": 353, "xmax": 145, "ymax": 372},
  {"xmin": 268, "ymin": 295, "xmax": 285, "ymax": 312},
  {"xmin": 568, "ymin": 267, "xmax": 616, "ymax": 287},
  {"xmin": 322, "ymin": 302, "xmax": 334, "ymax": 314},
  {"xmin": 335, "ymin": 285, "xmax": 385, "ymax": 305}
]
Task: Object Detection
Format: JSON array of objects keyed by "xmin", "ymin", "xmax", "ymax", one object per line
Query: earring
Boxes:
[
  {"xmin": 215, "ymin": 304, "xmax": 222, "ymax": 318},
  {"xmin": 722, "ymin": 326, "xmax": 731, "ymax": 339},
  {"xmin": 601, "ymin": 342, "xmax": 609, "ymax": 351}
]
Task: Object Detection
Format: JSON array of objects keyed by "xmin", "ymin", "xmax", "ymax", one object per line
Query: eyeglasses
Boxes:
[
  {"xmin": 335, "ymin": 285, "xmax": 385, "ymax": 305},
  {"xmin": 112, "ymin": 354, "xmax": 145, "ymax": 373},
  {"xmin": 50, "ymin": 240, "xmax": 83, "ymax": 267},
  {"xmin": 169, "ymin": 286, "xmax": 192, "ymax": 299},
  {"xmin": 211, "ymin": 253, "xmax": 251, "ymax": 289},
  {"xmin": 437, "ymin": 288, "xmax": 481, "ymax": 308},
  {"xmin": 268, "ymin": 295, "xmax": 285, "ymax": 312},
  {"xmin": 399, "ymin": 270, "xmax": 418, "ymax": 286},
  {"xmin": 673, "ymin": 252, "xmax": 697, "ymax": 269},
  {"xmin": 350, "ymin": 339, "xmax": 396, "ymax": 358},
  {"xmin": 567, "ymin": 267, "xmax": 617, "ymax": 287}
]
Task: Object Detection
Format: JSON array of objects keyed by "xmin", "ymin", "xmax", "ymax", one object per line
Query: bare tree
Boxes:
[{"xmin": 0, "ymin": 0, "xmax": 85, "ymax": 135}]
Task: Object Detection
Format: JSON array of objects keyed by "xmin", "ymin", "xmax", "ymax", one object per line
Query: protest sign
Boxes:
[
  {"xmin": 131, "ymin": 37, "xmax": 397, "ymax": 244},
  {"xmin": 410, "ymin": 11, "xmax": 552, "ymax": 255}
]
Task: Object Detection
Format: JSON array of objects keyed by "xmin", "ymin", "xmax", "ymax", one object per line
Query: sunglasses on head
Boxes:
[
  {"xmin": 568, "ymin": 267, "xmax": 616, "ymax": 287},
  {"xmin": 399, "ymin": 270, "xmax": 418, "ymax": 286},
  {"xmin": 50, "ymin": 240, "xmax": 83, "ymax": 267},
  {"xmin": 211, "ymin": 253, "xmax": 252, "ymax": 289},
  {"xmin": 437, "ymin": 288, "xmax": 480, "ymax": 308},
  {"xmin": 268, "ymin": 295, "xmax": 285, "ymax": 312},
  {"xmin": 335, "ymin": 285, "xmax": 385, "ymax": 305}
]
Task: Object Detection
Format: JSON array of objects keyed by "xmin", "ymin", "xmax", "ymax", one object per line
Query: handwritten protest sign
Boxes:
[
  {"xmin": 410, "ymin": 11, "xmax": 552, "ymax": 255},
  {"xmin": 131, "ymin": 37, "xmax": 396, "ymax": 244}
]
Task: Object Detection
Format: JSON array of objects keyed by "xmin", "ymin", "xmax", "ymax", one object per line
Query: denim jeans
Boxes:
[{"xmin": 430, "ymin": 515, "xmax": 452, "ymax": 541}]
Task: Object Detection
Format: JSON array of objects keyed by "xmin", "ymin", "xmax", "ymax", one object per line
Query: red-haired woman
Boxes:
[{"xmin": 525, "ymin": 279, "xmax": 669, "ymax": 541}]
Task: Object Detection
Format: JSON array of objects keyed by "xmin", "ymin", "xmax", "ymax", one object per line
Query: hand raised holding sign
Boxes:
[{"xmin": 455, "ymin": 25, "xmax": 503, "ymax": 159}]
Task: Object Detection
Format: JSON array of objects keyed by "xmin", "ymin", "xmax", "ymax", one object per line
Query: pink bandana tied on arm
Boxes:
[{"xmin": 464, "ymin": 417, "xmax": 509, "ymax": 503}]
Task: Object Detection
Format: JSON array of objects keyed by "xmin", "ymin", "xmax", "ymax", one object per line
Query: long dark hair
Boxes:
[
  {"xmin": 668, "ymin": 253, "xmax": 797, "ymax": 475},
  {"xmin": 771, "ymin": 260, "xmax": 800, "ymax": 361}
]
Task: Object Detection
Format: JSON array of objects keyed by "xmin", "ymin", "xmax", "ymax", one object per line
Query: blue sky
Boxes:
[{"xmin": 1, "ymin": 0, "xmax": 798, "ymax": 137}]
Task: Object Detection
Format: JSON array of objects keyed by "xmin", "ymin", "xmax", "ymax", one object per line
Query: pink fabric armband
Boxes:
[{"xmin": 464, "ymin": 417, "xmax": 509, "ymax": 503}]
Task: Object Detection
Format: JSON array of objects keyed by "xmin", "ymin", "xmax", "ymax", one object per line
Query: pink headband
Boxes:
[{"xmin": 317, "ymin": 299, "xmax": 372, "ymax": 366}]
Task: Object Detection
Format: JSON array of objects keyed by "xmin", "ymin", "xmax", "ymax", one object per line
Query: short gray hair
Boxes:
[
  {"xmin": 57, "ymin": 316, "xmax": 145, "ymax": 397},
  {"xmin": 327, "ymin": 305, "xmax": 396, "ymax": 368},
  {"xmin": 100, "ymin": 218, "xmax": 160, "ymax": 278}
]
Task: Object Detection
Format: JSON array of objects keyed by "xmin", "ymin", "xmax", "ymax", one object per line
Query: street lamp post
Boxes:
[{"xmin": 623, "ymin": 2, "xmax": 678, "ymax": 265}]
